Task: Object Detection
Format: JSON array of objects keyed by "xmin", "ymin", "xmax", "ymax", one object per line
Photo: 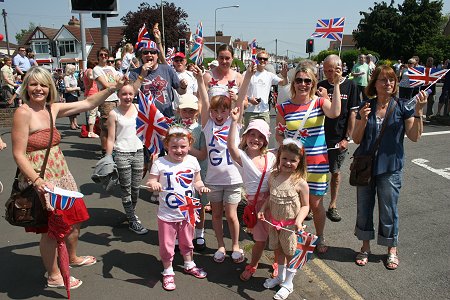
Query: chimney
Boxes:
[{"xmin": 68, "ymin": 16, "xmax": 80, "ymax": 26}]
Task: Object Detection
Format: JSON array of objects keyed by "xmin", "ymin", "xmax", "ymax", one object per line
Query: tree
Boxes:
[
  {"xmin": 353, "ymin": 1, "xmax": 401, "ymax": 59},
  {"xmin": 120, "ymin": 2, "xmax": 189, "ymax": 52},
  {"xmin": 15, "ymin": 22, "xmax": 36, "ymax": 44}
]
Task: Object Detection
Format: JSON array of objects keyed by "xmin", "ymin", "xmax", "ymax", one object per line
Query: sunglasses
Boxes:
[
  {"xmin": 142, "ymin": 50, "xmax": 158, "ymax": 55},
  {"xmin": 99, "ymin": 53, "xmax": 109, "ymax": 57},
  {"xmin": 257, "ymin": 57, "xmax": 268, "ymax": 62},
  {"xmin": 107, "ymin": 60, "xmax": 114, "ymax": 63},
  {"xmin": 294, "ymin": 77, "xmax": 312, "ymax": 85},
  {"xmin": 173, "ymin": 59, "xmax": 184, "ymax": 63}
]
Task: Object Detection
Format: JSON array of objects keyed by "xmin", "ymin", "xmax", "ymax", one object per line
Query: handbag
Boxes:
[
  {"xmin": 243, "ymin": 155, "xmax": 268, "ymax": 229},
  {"xmin": 5, "ymin": 105, "xmax": 53, "ymax": 227},
  {"xmin": 349, "ymin": 99, "xmax": 397, "ymax": 186}
]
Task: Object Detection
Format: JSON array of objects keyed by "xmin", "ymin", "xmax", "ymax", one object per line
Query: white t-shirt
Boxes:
[
  {"xmin": 150, "ymin": 155, "xmax": 201, "ymax": 222},
  {"xmin": 173, "ymin": 70, "xmax": 198, "ymax": 109},
  {"xmin": 236, "ymin": 150, "xmax": 276, "ymax": 195},
  {"xmin": 202, "ymin": 118, "xmax": 242, "ymax": 185},
  {"xmin": 111, "ymin": 106, "xmax": 143, "ymax": 152},
  {"xmin": 93, "ymin": 65, "xmax": 119, "ymax": 102},
  {"xmin": 121, "ymin": 52, "xmax": 135, "ymax": 71},
  {"xmin": 245, "ymin": 70, "xmax": 282, "ymax": 113}
]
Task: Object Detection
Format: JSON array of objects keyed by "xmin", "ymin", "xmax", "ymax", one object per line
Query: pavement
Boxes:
[{"xmin": 0, "ymin": 117, "xmax": 359, "ymax": 300}]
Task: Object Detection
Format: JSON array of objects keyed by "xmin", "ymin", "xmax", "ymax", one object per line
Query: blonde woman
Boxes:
[
  {"xmin": 64, "ymin": 64, "xmax": 81, "ymax": 129},
  {"xmin": 121, "ymin": 43, "xmax": 137, "ymax": 73}
]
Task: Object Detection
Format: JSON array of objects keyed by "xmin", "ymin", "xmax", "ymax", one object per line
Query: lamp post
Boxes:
[{"xmin": 214, "ymin": 5, "xmax": 239, "ymax": 59}]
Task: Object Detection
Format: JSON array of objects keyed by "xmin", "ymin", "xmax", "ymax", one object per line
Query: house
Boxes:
[
  {"xmin": 0, "ymin": 41, "xmax": 18, "ymax": 56},
  {"xmin": 200, "ymin": 35, "xmax": 252, "ymax": 62},
  {"xmin": 328, "ymin": 34, "xmax": 357, "ymax": 51},
  {"xmin": 18, "ymin": 16, "xmax": 124, "ymax": 70}
]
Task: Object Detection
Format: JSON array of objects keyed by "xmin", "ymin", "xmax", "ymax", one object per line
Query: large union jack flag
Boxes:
[
  {"xmin": 311, "ymin": 17, "xmax": 345, "ymax": 41},
  {"xmin": 189, "ymin": 22, "xmax": 204, "ymax": 66},
  {"xmin": 288, "ymin": 230, "xmax": 318, "ymax": 269},
  {"xmin": 175, "ymin": 193, "xmax": 202, "ymax": 226},
  {"xmin": 136, "ymin": 90, "xmax": 169, "ymax": 154},
  {"xmin": 407, "ymin": 67, "xmax": 448, "ymax": 87}
]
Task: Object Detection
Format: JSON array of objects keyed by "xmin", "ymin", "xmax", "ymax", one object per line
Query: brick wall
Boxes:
[{"xmin": 0, "ymin": 108, "xmax": 16, "ymax": 127}]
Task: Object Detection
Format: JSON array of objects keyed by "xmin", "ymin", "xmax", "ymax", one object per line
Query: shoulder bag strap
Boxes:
[
  {"xmin": 39, "ymin": 105, "xmax": 54, "ymax": 178},
  {"xmin": 253, "ymin": 154, "xmax": 268, "ymax": 202},
  {"xmin": 370, "ymin": 98, "xmax": 397, "ymax": 156},
  {"xmin": 292, "ymin": 97, "xmax": 317, "ymax": 140}
]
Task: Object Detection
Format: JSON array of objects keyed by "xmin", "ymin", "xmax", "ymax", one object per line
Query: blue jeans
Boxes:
[{"xmin": 354, "ymin": 170, "xmax": 402, "ymax": 247}]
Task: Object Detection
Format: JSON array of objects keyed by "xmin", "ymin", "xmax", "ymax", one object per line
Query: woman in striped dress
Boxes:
[{"xmin": 275, "ymin": 66, "xmax": 342, "ymax": 253}]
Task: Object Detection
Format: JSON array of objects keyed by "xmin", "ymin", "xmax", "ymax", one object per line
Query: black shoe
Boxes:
[
  {"xmin": 326, "ymin": 208, "xmax": 342, "ymax": 222},
  {"xmin": 193, "ymin": 237, "xmax": 206, "ymax": 252},
  {"xmin": 305, "ymin": 210, "xmax": 313, "ymax": 221}
]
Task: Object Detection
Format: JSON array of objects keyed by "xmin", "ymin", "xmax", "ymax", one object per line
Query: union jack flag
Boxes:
[
  {"xmin": 175, "ymin": 193, "xmax": 202, "ymax": 226},
  {"xmin": 176, "ymin": 170, "xmax": 194, "ymax": 188},
  {"xmin": 288, "ymin": 230, "xmax": 318, "ymax": 270},
  {"xmin": 277, "ymin": 122, "xmax": 286, "ymax": 135},
  {"xmin": 311, "ymin": 17, "xmax": 345, "ymax": 41},
  {"xmin": 213, "ymin": 126, "xmax": 229, "ymax": 144},
  {"xmin": 249, "ymin": 39, "xmax": 257, "ymax": 64},
  {"xmin": 407, "ymin": 67, "xmax": 448, "ymax": 87},
  {"xmin": 135, "ymin": 23, "xmax": 152, "ymax": 49},
  {"xmin": 136, "ymin": 90, "xmax": 169, "ymax": 154},
  {"xmin": 189, "ymin": 22, "xmax": 204, "ymax": 66},
  {"xmin": 50, "ymin": 194, "xmax": 78, "ymax": 211},
  {"xmin": 166, "ymin": 47, "xmax": 176, "ymax": 66}
]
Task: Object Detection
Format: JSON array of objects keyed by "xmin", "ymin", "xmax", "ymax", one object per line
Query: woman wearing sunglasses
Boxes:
[{"xmin": 275, "ymin": 66, "xmax": 341, "ymax": 254}]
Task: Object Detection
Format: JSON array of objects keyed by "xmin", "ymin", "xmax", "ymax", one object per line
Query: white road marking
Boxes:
[{"xmin": 411, "ymin": 158, "xmax": 450, "ymax": 180}]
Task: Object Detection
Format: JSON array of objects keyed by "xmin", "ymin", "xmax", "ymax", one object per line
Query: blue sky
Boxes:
[{"xmin": 1, "ymin": 0, "xmax": 449, "ymax": 58}]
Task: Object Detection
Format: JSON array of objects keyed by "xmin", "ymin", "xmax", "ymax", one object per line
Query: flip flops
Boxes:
[
  {"xmin": 70, "ymin": 256, "xmax": 97, "ymax": 268},
  {"xmin": 231, "ymin": 249, "xmax": 245, "ymax": 264},
  {"xmin": 240, "ymin": 265, "xmax": 257, "ymax": 281},
  {"xmin": 47, "ymin": 276, "xmax": 83, "ymax": 289},
  {"xmin": 213, "ymin": 250, "xmax": 226, "ymax": 263},
  {"xmin": 386, "ymin": 252, "xmax": 399, "ymax": 270},
  {"xmin": 355, "ymin": 250, "xmax": 370, "ymax": 266}
]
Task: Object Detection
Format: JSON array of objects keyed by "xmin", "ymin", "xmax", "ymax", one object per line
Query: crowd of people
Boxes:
[{"xmin": 2, "ymin": 27, "xmax": 446, "ymax": 298}]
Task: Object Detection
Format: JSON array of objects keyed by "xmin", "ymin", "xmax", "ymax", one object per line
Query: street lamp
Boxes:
[{"xmin": 214, "ymin": 5, "xmax": 239, "ymax": 59}]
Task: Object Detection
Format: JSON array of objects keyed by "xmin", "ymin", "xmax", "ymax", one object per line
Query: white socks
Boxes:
[
  {"xmin": 184, "ymin": 260, "xmax": 196, "ymax": 270},
  {"xmin": 281, "ymin": 268, "xmax": 297, "ymax": 291},
  {"xmin": 162, "ymin": 267, "xmax": 174, "ymax": 276},
  {"xmin": 195, "ymin": 228, "xmax": 205, "ymax": 239}
]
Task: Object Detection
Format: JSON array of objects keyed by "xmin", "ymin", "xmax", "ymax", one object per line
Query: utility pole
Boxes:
[
  {"xmin": 2, "ymin": 9, "xmax": 11, "ymax": 56},
  {"xmin": 79, "ymin": 13, "xmax": 87, "ymax": 70},
  {"xmin": 275, "ymin": 38, "xmax": 277, "ymax": 64}
]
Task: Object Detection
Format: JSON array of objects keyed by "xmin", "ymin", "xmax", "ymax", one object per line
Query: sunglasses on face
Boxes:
[
  {"xmin": 142, "ymin": 50, "xmax": 158, "ymax": 55},
  {"xmin": 294, "ymin": 77, "xmax": 312, "ymax": 85},
  {"xmin": 99, "ymin": 53, "xmax": 109, "ymax": 57},
  {"xmin": 107, "ymin": 60, "xmax": 114, "ymax": 63},
  {"xmin": 173, "ymin": 59, "xmax": 184, "ymax": 63},
  {"xmin": 257, "ymin": 57, "xmax": 268, "ymax": 62}
]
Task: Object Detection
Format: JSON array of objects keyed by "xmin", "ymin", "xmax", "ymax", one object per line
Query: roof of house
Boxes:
[
  {"xmin": 329, "ymin": 34, "xmax": 356, "ymax": 50},
  {"xmin": 86, "ymin": 26, "xmax": 125, "ymax": 61},
  {"xmin": 0, "ymin": 40, "xmax": 18, "ymax": 49},
  {"xmin": 203, "ymin": 36, "xmax": 232, "ymax": 45},
  {"xmin": 63, "ymin": 25, "xmax": 95, "ymax": 44}
]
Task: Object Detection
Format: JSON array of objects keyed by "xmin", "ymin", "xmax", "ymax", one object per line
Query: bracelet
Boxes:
[
  {"xmin": 138, "ymin": 75, "xmax": 144, "ymax": 81},
  {"xmin": 414, "ymin": 115, "xmax": 422, "ymax": 119},
  {"xmin": 32, "ymin": 176, "xmax": 41, "ymax": 186}
]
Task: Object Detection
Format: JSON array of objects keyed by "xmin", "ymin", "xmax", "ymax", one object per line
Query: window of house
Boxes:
[
  {"xmin": 59, "ymin": 40, "xmax": 76, "ymax": 53},
  {"xmin": 33, "ymin": 42, "xmax": 49, "ymax": 54}
]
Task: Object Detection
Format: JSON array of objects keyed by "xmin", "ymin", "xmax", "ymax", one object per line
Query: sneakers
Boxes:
[
  {"xmin": 162, "ymin": 275, "xmax": 176, "ymax": 291},
  {"xmin": 129, "ymin": 221, "xmax": 148, "ymax": 235},
  {"xmin": 326, "ymin": 208, "xmax": 342, "ymax": 222}
]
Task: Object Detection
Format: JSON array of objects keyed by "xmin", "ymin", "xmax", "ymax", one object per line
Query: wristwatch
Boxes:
[{"xmin": 344, "ymin": 136, "xmax": 351, "ymax": 141}]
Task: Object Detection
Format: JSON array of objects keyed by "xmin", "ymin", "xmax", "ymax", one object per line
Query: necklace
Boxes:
[{"xmin": 378, "ymin": 101, "xmax": 389, "ymax": 109}]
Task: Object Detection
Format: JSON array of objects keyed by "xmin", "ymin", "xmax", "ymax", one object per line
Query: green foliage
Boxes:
[
  {"xmin": 15, "ymin": 22, "xmax": 36, "ymax": 44},
  {"xmin": 353, "ymin": 0, "xmax": 445, "ymax": 61},
  {"xmin": 120, "ymin": 2, "xmax": 189, "ymax": 52}
]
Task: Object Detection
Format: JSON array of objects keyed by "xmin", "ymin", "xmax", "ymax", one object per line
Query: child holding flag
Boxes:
[
  {"xmin": 258, "ymin": 139, "xmax": 310, "ymax": 300},
  {"xmin": 146, "ymin": 126, "xmax": 210, "ymax": 291}
]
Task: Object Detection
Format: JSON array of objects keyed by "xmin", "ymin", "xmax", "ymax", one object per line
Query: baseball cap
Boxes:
[
  {"xmin": 178, "ymin": 94, "xmax": 199, "ymax": 110},
  {"xmin": 174, "ymin": 52, "xmax": 186, "ymax": 59},
  {"xmin": 208, "ymin": 60, "xmax": 219, "ymax": 67},
  {"xmin": 243, "ymin": 119, "xmax": 270, "ymax": 145}
]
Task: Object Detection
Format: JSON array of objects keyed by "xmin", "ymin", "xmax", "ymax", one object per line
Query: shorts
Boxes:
[
  {"xmin": 98, "ymin": 101, "xmax": 118, "ymax": 131},
  {"xmin": 327, "ymin": 148, "xmax": 348, "ymax": 173},
  {"xmin": 207, "ymin": 183, "xmax": 242, "ymax": 205}
]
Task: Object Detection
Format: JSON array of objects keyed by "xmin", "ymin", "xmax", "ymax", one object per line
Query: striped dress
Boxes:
[{"xmin": 276, "ymin": 98, "xmax": 329, "ymax": 196}]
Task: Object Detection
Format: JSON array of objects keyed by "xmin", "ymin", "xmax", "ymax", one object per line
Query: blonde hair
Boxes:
[
  {"xmin": 238, "ymin": 130, "xmax": 268, "ymax": 154},
  {"xmin": 290, "ymin": 67, "xmax": 318, "ymax": 100},
  {"xmin": 163, "ymin": 129, "xmax": 194, "ymax": 148},
  {"xmin": 121, "ymin": 43, "xmax": 134, "ymax": 58},
  {"xmin": 20, "ymin": 66, "xmax": 58, "ymax": 104},
  {"xmin": 64, "ymin": 64, "xmax": 76, "ymax": 76},
  {"xmin": 272, "ymin": 142, "xmax": 307, "ymax": 182}
]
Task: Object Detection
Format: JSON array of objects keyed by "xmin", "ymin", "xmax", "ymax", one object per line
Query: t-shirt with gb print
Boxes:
[{"xmin": 150, "ymin": 154, "xmax": 200, "ymax": 222}]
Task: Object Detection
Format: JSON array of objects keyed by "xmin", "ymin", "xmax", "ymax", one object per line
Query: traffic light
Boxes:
[
  {"xmin": 49, "ymin": 41, "xmax": 58, "ymax": 57},
  {"xmin": 306, "ymin": 39, "xmax": 314, "ymax": 53},
  {"xmin": 179, "ymin": 39, "xmax": 186, "ymax": 55}
]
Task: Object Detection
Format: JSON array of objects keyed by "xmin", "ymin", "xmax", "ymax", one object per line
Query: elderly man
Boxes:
[
  {"xmin": 244, "ymin": 50, "xmax": 288, "ymax": 127},
  {"xmin": 13, "ymin": 47, "xmax": 32, "ymax": 77},
  {"xmin": 318, "ymin": 54, "xmax": 358, "ymax": 222}
]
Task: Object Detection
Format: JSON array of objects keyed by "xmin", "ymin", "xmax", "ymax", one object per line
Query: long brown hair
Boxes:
[{"xmin": 272, "ymin": 142, "xmax": 307, "ymax": 182}]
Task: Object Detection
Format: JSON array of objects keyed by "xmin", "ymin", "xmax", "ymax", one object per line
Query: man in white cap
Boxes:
[{"xmin": 208, "ymin": 60, "xmax": 219, "ymax": 70}]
